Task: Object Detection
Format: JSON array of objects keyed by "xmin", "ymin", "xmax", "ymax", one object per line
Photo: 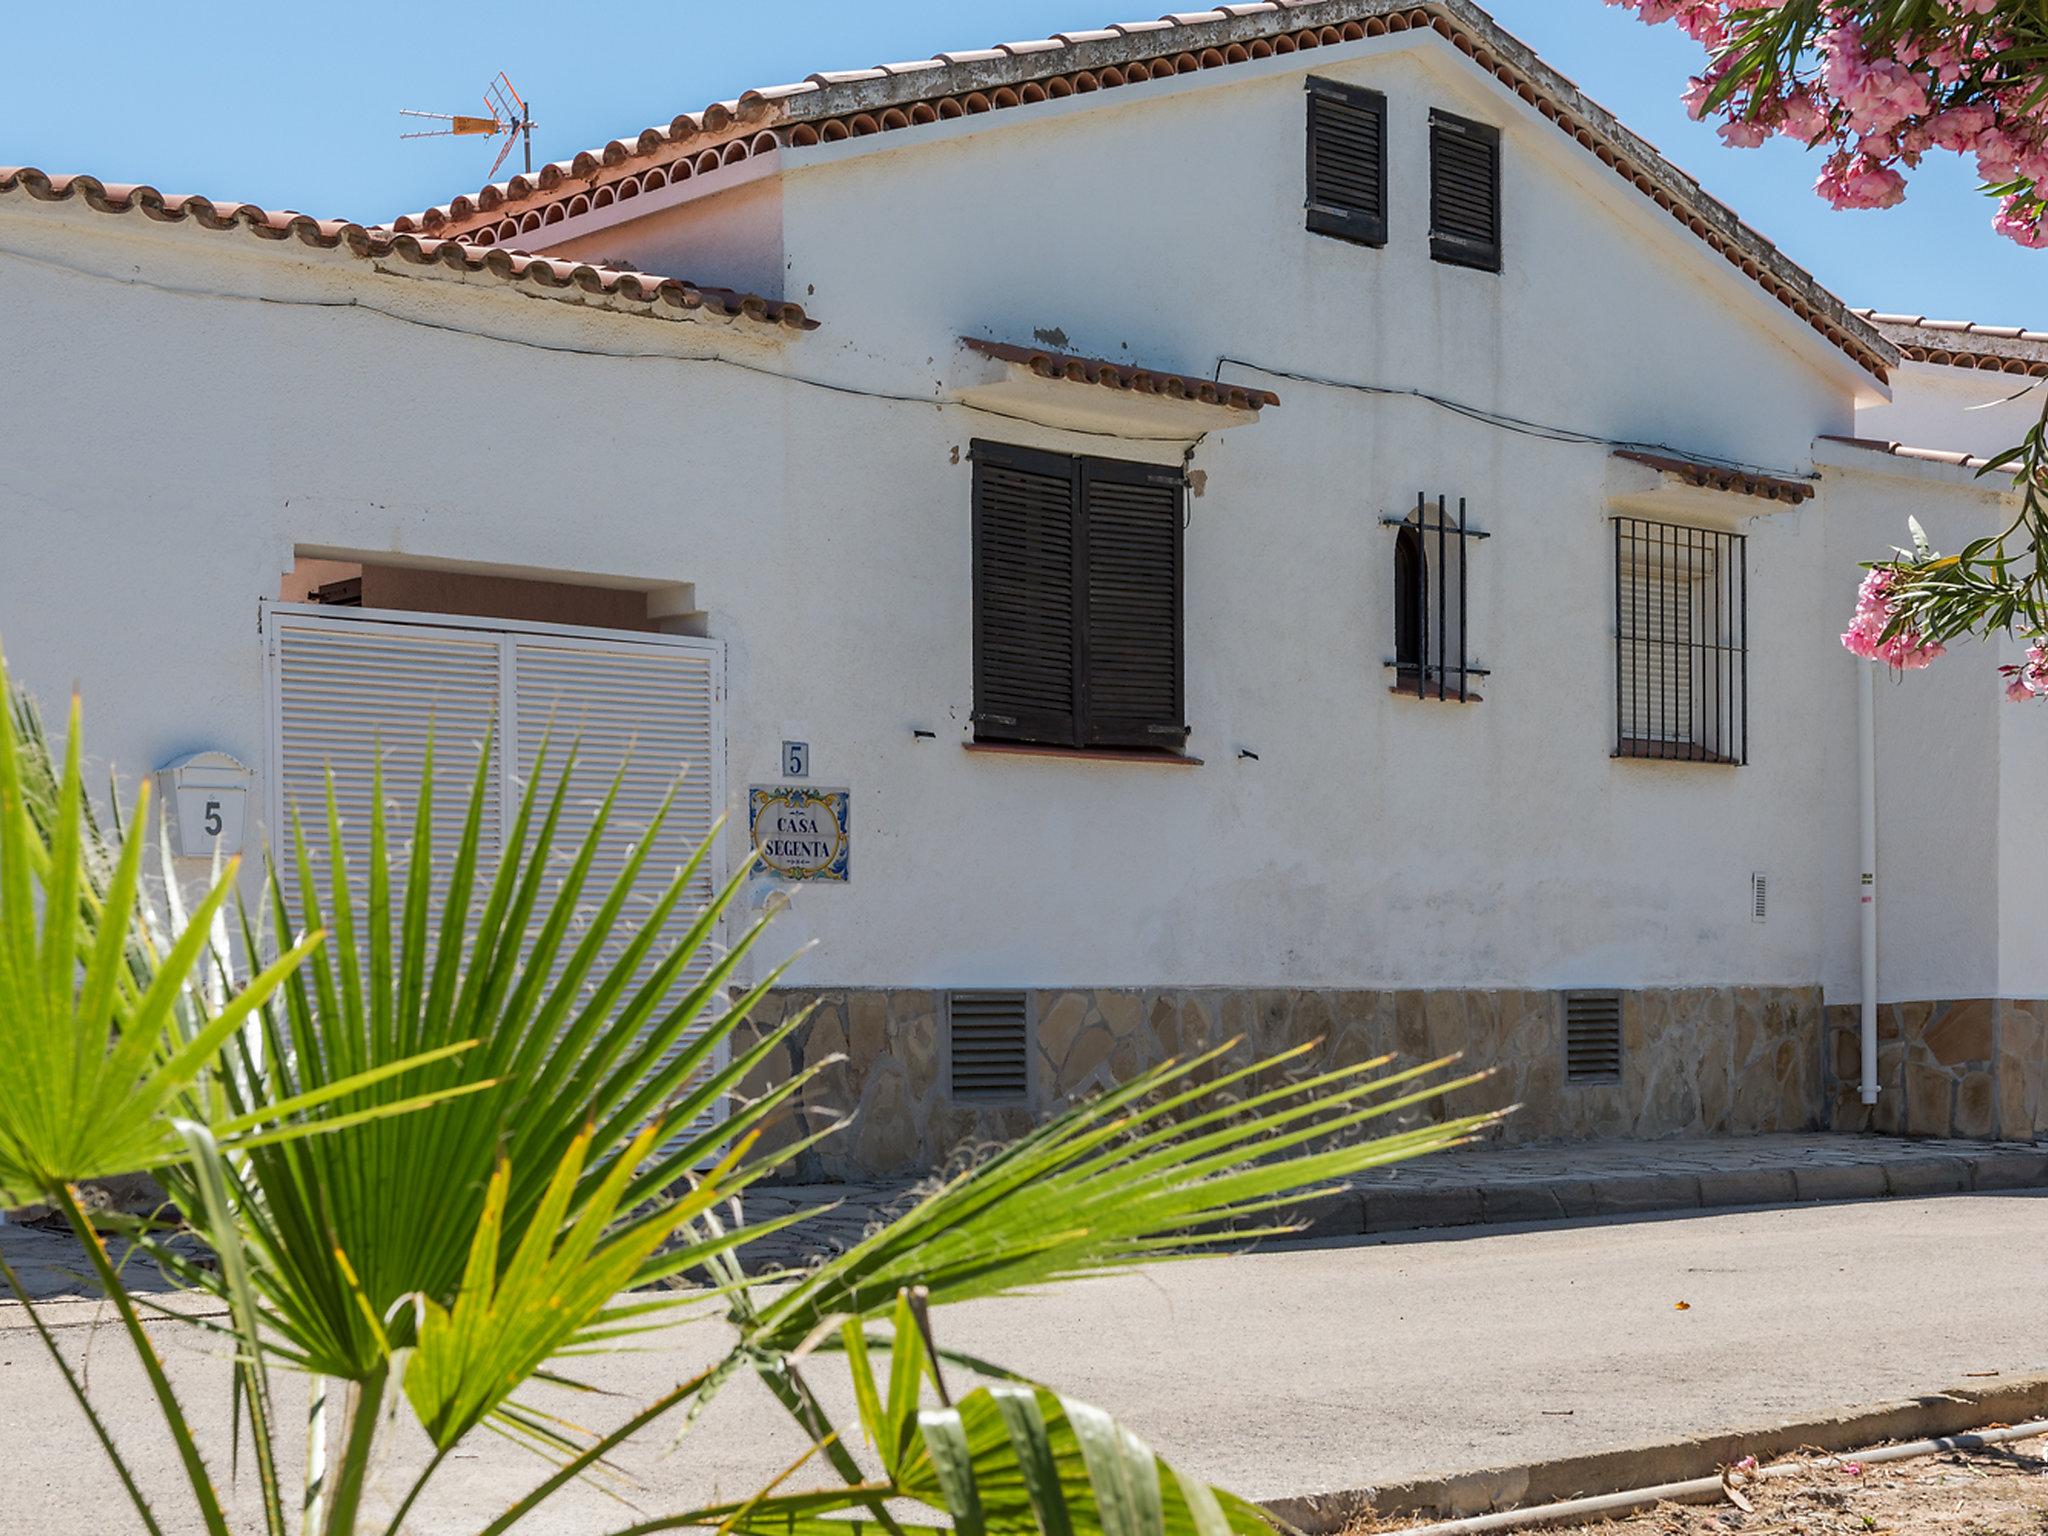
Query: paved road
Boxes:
[{"xmin": 4, "ymin": 1192, "xmax": 2045, "ymax": 1535}]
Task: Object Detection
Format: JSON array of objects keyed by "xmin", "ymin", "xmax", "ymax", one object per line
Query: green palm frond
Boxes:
[
  {"xmin": 610, "ymin": 1293, "xmax": 1274, "ymax": 1536},
  {"xmin": 406, "ymin": 1122, "xmax": 759, "ymax": 1454},
  {"xmin": 0, "ymin": 650, "xmax": 324, "ymax": 1206},
  {"xmin": 155, "ymin": 728, "xmax": 825, "ymax": 1390},
  {"xmin": 742, "ymin": 1042, "xmax": 1499, "ymax": 1352}
]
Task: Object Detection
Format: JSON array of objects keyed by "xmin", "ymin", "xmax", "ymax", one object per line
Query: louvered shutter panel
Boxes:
[
  {"xmin": 1306, "ymin": 77, "xmax": 1387, "ymax": 246},
  {"xmin": 973, "ymin": 441, "xmax": 1081, "ymax": 747},
  {"xmin": 273, "ymin": 613, "xmax": 729, "ymax": 1147},
  {"xmin": 1619, "ymin": 565, "xmax": 1698, "ymax": 746},
  {"xmin": 272, "ymin": 614, "xmax": 504, "ymax": 907},
  {"xmin": 510, "ymin": 635, "xmax": 725, "ymax": 1143},
  {"xmin": 1430, "ymin": 110, "xmax": 1501, "ymax": 271},
  {"xmin": 1080, "ymin": 459, "xmax": 1185, "ymax": 750}
]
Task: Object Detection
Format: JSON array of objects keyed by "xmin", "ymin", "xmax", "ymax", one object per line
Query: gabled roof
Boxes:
[
  {"xmin": 0, "ymin": 167, "xmax": 815, "ymax": 332},
  {"xmin": 386, "ymin": 0, "xmax": 1893, "ymax": 382},
  {"xmin": 1856, "ymin": 311, "xmax": 2048, "ymax": 379}
]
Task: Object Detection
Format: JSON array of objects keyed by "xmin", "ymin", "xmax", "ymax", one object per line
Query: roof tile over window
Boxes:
[{"xmin": 962, "ymin": 338, "xmax": 1279, "ymax": 412}]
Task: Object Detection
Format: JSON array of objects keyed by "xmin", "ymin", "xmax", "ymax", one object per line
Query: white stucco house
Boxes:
[{"xmin": 3, "ymin": 0, "xmax": 2043, "ymax": 1177}]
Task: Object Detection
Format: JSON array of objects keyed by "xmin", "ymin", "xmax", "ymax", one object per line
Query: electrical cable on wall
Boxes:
[
  {"xmin": 0, "ymin": 243, "xmax": 1211, "ymax": 447},
  {"xmin": 1213, "ymin": 355, "xmax": 1822, "ymax": 487},
  {"xmin": 0, "ymin": 242, "xmax": 1828, "ymax": 478}
]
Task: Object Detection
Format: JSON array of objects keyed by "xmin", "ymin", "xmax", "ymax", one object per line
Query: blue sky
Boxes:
[{"xmin": 2, "ymin": 1, "xmax": 2039, "ymax": 325}]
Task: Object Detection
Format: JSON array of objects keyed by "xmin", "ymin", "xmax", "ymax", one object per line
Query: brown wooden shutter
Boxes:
[
  {"xmin": 973, "ymin": 441, "xmax": 1081, "ymax": 747},
  {"xmin": 1430, "ymin": 110, "xmax": 1501, "ymax": 271},
  {"xmin": 1079, "ymin": 457, "xmax": 1185, "ymax": 750},
  {"xmin": 1306, "ymin": 77, "xmax": 1388, "ymax": 247}
]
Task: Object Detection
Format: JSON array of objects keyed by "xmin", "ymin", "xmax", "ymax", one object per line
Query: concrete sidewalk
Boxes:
[
  {"xmin": 734, "ymin": 1131, "xmax": 2048, "ymax": 1271},
  {"xmin": 4, "ymin": 1191, "xmax": 2046, "ymax": 1535}
]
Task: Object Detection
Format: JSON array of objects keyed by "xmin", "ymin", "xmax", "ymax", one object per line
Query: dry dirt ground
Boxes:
[{"xmin": 1366, "ymin": 1442, "xmax": 2048, "ymax": 1536}]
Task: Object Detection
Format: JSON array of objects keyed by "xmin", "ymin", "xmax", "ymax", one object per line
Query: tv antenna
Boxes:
[{"xmin": 400, "ymin": 73, "xmax": 534, "ymax": 180}]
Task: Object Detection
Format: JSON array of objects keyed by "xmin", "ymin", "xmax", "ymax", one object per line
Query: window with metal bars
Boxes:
[
  {"xmin": 1306, "ymin": 76, "xmax": 1387, "ymax": 246},
  {"xmin": 1383, "ymin": 493, "xmax": 1489, "ymax": 702},
  {"xmin": 1430, "ymin": 110, "xmax": 1501, "ymax": 271},
  {"xmin": 971, "ymin": 441, "xmax": 1188, "ymax": 754},
  {"xmin": 1613, "ymin": 517, "xmax": 1748, "ymax": 765}
]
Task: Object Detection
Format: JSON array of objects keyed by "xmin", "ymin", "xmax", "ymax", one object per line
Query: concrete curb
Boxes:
[
  {"xmin": 1277, "ymin": 1146, "xmax": 2048, "ymax": 1242},
  {"xmin": 1264, "ymin": 1372, "xmax": 2048, "ymax": 1531}
]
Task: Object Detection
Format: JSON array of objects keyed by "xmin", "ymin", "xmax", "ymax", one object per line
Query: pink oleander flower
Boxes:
[
  {"xmin": 1993, "ymin": 201, "xmax": 2048, "ymax": 247},
  {"xmin": 1842, "ymin": 569, "xmax": 1946, "ymax": 669},
  {"xmin": 1819, "ymin": 153, "xmax": 1909, "ymax": 208},
  {"xmin": 2000, "ymin": 644, "xmax": 2048, "ymax": 701},
  {"xmin": 1611, "ymin": 0, "xmax": 2048, "ymax": 245}
]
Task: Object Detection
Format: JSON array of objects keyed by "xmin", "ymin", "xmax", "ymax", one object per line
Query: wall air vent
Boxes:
[
  {"xmin": 1564, "ymin": 992, "xmax": 1624, "ymax": 1085},
  {"xmin": 1751, "ymin": 872, "xmax": 1769, "ymax": 924},
  {"xmin": 948, "ymin": 990, "xmax": 1031, "ymax": 1103}
]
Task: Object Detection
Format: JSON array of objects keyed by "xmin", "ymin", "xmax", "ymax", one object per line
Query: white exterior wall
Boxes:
[
  {"xmin": 2, "ymin": 26, "xmax": 2034, "ymax": 1009},
  {"xmin": 1815, "ymin": 449, "xmax": 2031, "ymax": 1003},
  {"xmin": 748, "ymin": 34, "xmax": 1866, "ymax": 990}
]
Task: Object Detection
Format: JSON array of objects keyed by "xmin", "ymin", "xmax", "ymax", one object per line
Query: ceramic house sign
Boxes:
[{"xmin": 748, "ymin": 784, "xmax": 851, "ymax": 882}]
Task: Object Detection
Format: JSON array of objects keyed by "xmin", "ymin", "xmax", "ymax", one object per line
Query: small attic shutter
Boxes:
[
  {"xmin": 1306, "ymin": 77, "xmax": 1387, "ymax": 246},
  {"xmin": 974, "ymin": 442, "xmax": 1081, "ymax": 747},
  {"xmin": 1081, "ymin": 458, "xmax": 1185, "ymax": 749},
  {"xmin": 1430, "ymin": 110, "xmax": 1501, "ymax": 271}
]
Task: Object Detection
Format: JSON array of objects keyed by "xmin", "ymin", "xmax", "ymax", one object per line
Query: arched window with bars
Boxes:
[{"xmin": 1384, "ymin": 493, "xmax": 1488, "ymax": 702}]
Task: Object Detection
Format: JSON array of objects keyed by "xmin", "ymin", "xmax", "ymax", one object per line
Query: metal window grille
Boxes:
[
  {"xmin": 1564, "ymin": 993, "xmax": 1623, "ymax": 1084},
  {"xmin": 1613, "ymin": 517, "xmax": 1747, "ymax": 764},
  {"xmin": 948, "ymin": 991, "xmax": 1031, "ymax": 1103},
  {"xmin": 1383, "ymin": 493, "xmax": 1490, "ymax": 701}
]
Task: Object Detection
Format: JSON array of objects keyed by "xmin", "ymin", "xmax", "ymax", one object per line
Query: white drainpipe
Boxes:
[{"xmin": 1858, "ymin": 662, "xmax": 1880, "ymax": 1106}]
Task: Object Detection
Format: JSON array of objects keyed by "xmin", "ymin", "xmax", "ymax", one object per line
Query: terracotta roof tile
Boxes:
[
  {"xmin": 964, "ymin": 337, "xmax": 1280, "ymax": 410},
  {"xmin": 383, "ymin": 1, "xmax": 1891, "ymax": 384},
  {"xmin": 1854, "ymin": 310, "xmax": 2048, "ymax": 378},
  {"xmin": 0, "ymin": 167, "xmax": 815, "ymax": 333},
  {"xmin": 1818, "ymin": 435, "xmax": 1995, "ymax": 472},
  {"xmin": 1613, "ymin": 448, "xmax": 1815, "ymax": 504}
]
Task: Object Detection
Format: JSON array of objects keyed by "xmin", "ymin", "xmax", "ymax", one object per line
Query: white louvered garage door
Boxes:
[
  {"xmin": 272, "ymin": 616, "xmax": 503, "ymax": 886},
  {"xmin": 268, "ymin": 608, "xmax": 727, "ymax": 1137},
  {"xmin": 509, "ymin": 634, "xmax": 726, "ymax": 1139}
]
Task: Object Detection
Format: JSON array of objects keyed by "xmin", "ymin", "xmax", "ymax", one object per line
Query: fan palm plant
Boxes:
[{"xmin": 2, "ymin": 645, "xmax": 1502, "ymax": 1536}]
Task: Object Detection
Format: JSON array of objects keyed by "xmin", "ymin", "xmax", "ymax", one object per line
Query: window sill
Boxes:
[
  {"xmin": 1392, "ymin": 684, "xmax": 1490, "ymax": 708},
  {"xmin": 1387, "ymin": 665, "xmax": 1487, "ymax": 703},
  {"xmin": 1613, "ymin": 739, "xmax": 1742, "ymax": 766},
  {"xmin": 964, "ymin": 741, "xmax": 1203, "ymax": 767}
]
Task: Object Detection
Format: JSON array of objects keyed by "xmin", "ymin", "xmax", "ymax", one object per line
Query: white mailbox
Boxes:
[{"xmin": 155, "ymin": 751, "xmax": 252, "ymax": 860}]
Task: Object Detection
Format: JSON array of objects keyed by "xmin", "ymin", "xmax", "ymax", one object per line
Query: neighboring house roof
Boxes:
[
  {"xmin": 1819, "ymin": 434, "xmax": 1996, "ymax": 473},
  {"xmin": 1855, "ymin": 311, "xmax": 2048, "ymax": 379},
  {"xmin": 0, "ymin": 167, "xmax": 815, "ymax": 332},
  {"xmin": 1612, "ymin": 448, "xmax": 1815, "ymax": 505},
  {"xmin": 384, "ymin": 0, "xmax": 1893, "ymax": 382},
  {"xmin": 961, "ymin": 338, "xmax": 1281, "ymax": 411}
]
